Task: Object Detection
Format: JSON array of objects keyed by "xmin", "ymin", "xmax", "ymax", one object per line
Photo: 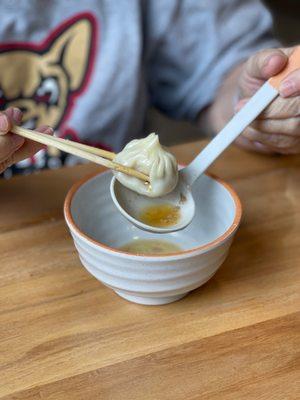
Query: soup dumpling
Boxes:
[{"xmin": 114, "ymin": 133, "xmax": 178, "ymax": 197}]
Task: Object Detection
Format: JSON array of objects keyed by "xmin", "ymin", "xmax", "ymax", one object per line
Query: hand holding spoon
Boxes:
[{"xmin": 111, "ymin": 47, "xmax": 300, "ymax": 233}]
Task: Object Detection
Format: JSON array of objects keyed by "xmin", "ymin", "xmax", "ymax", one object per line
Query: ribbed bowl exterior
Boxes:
[
  {"xmin": 68, "ymin": 228, "xmax": 234, "ymax": 305},
  {"xmin": 64, "ymin": 171, "xmax": 241, "ymax": 305}
]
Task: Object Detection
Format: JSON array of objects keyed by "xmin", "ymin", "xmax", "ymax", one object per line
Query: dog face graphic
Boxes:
[{"xmin": 0, "ymin": 13, "xmax": 96, "ymax": 130}]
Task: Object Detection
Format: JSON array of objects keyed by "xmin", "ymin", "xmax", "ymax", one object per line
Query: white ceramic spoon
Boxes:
[{"xmin": 111, "ymin": 47, "xmax": 300, "ymax": 233}]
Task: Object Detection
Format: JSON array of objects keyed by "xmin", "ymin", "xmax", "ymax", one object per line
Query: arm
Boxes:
[{"xmin": 198, "ymin": 64, "xmax": 243, "ymax": 137}]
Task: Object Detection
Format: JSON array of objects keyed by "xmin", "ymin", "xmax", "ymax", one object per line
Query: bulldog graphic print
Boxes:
[{"xmin": 0, "ymin": 13, "xmax": 97, "ymax": 176}]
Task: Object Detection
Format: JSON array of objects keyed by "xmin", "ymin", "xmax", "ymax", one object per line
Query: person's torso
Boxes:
[{"xmin": 0, "ymin": 0, "xmax": 149, "ymax": 176}]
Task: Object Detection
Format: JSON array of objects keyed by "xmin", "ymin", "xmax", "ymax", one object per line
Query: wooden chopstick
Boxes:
[
  {"xmin": 49, "ymin": 136, "xmax": 116, "ymax": 160},
  {"xmin": 15, "ymin": 128, "xmax": 116, "ymax": 160},
  {"xmin": 12, "ymin": 125, "xmax": 150, "ymax": 182}
]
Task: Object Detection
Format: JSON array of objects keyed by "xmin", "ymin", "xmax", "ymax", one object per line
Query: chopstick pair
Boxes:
[{"xmin": 11, "ymin": 125, "xmax": 150, "ymax": 182}]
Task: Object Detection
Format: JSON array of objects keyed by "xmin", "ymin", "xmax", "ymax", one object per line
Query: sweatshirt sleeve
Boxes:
[{"xmin": 144, "ymin": 0, "xmax": 279, "ymax": 121}]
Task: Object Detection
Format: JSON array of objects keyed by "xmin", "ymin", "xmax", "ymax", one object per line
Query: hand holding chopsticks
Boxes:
[{"xmin": 11, "ymin": 125, "xmax": 150, "ymax": 182}]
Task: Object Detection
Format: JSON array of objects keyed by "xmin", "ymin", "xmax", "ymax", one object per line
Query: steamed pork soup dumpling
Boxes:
[{"xmin": 114, "ymin": 133, "xmax": 178, "ymax": 197}]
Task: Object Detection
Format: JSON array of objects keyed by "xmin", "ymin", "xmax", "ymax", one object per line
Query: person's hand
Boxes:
[
  {"xmin": 236, "ymin": 47, "xmax": 300, "ymax": 154},
  {"xmin": 0, "ymin": 107, "xmax": 53, "ymax": 173}
]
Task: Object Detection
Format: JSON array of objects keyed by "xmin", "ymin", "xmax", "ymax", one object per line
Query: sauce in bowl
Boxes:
[
  {"xmin": 139, "ymin": 203, "xmax": 180, "ymax": 228},
  {"xmin": 120, "ymin": 239, "xmax": 182, "ymax": 255}
]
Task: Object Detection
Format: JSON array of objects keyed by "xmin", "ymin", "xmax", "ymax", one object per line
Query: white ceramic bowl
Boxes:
[{"xmin": 64, "ymin": 171, "xmax": 242, "ymax": 305}]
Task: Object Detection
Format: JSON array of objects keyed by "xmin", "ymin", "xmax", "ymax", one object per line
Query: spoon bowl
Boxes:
[{"xmin": 110, "ymin": 171, "xmax": 195, "ymax": 233}]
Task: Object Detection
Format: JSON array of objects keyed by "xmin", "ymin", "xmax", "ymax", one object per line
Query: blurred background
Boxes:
[{"xmin": 147, "ymin": 0, "xmax": 300, "ymax": 146}]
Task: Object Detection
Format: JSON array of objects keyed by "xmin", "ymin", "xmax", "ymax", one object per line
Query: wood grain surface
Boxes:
[{"xmin": 0, "ymin": 141, "xmax": 299, "ymax": 399}]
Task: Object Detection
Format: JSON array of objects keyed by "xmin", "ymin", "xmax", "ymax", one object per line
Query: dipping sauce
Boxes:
[
  {"xmin": 120, "ymin": 239, "xmax": 182, "ymax": 255},
  {"xmin": 139, "ymin": 203, "xmax": 180, "ymax": 228}
]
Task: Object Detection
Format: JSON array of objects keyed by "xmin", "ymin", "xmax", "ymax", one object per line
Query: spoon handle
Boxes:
[{"xmin": 181, "ymin": 47, "xmax": 300, "ymax": 186}]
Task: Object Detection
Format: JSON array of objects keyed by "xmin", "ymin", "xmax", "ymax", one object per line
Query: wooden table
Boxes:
[{"xmin": 0, "ymin": 141, "xmax": 299, "ymax": 399}]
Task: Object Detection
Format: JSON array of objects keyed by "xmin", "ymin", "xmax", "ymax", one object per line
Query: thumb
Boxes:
[{"xmin": 246, "ymin": 49, "xmax": 288, "ymax": 80}]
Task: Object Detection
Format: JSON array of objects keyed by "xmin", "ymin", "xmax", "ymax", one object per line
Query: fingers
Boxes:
[
  {"xmin": 279, "ymin": 68, "xmax": 300, "ymax": 98},
  {"xmin": 0, "ymin": 133, "xmax": 24, "ymax": 163},
  {"xmin": 260, "ymin": 95, "xmax": 300, "ymax": 120},
  {"xmin": 241, "ymin": 126, "xmax": 300, "ymax": 154},
  {"xmin": 0, "ymin": 107, "xmax": 25, "ymax": 172},
  {"xmin": 0, "ymin": 106, "xmax": 54, "ymax": 173},
  {"xmin": 239, "ymin": 47, "xmax": 294, "ymax": 98},
  {"xmin": 0, "ymin": 133, "xmax": 25, "ymax": 173},
  {"xmin": 12, "ymin": 125, "xmax": 54, "ymax": 164},
  {"xmin": 251, "ymin": 117, "xmax": 300, "ymax": 137},
  {"xmin": 0, "ymin": 124, "xmax": 53, "ymax": 173},
  {"xmin": 242, "ymin": 46, "xmax": 300, "ymax": 99},
  {"xmin": 236, "ymin": 46, "xmax": 300, "ymax": 155},
  {"xmin": 246, "ymin": 48, "xmax": 288, "ymax": 81},
  {"xmin": 0, "ymin": 107, "xmax": 23, "ymax": 134},
  {"xmin": 0, "ymin": 112, "xmax": 11, "ymax": 133},
  {"xmin": 0, "ymin": 107, "xmax": 25, "ymax": 165},
  {"xmin": 235, "ymin": 135, "xmax": 276, "ymax": 154},
  {"xmin": 236, "ymin": 96, "xmax": 300, "ymax": 120},
  {"xmin": 37, "ymin": 125, "xmax": 54, "ymax": 133},
  {"xmin": 235, "ymin": 94, "xmax": 300, "ymax": 154},
  {"xmin": 4, "ymin": 107, "xmax": 23, "ymax": 125}
]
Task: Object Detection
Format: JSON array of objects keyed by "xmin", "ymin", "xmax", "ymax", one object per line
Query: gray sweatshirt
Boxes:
[{"xmin": 0, "ymin": 0, "xmax": 277, "ymax": 175}]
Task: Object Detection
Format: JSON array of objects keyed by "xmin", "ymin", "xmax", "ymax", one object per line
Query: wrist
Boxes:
[{"xmin": 203, "ymin": 63, "xmax": 244, "ymax": 134}]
